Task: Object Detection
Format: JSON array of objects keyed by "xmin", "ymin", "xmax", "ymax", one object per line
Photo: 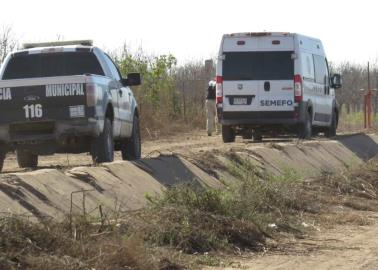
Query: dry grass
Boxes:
[
  {"xmin": 139, "ymin": 108, "xmax": 204, "ymax": 141},
  {"xmin": 0, "ymin": 215, "xmax": 180, "ymax": 270}
]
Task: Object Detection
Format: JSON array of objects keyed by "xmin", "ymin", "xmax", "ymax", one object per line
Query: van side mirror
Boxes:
[
  {"xmin": 330, "ymin": 74, "xmax": 342, "ymax": 89},
  {"xmin": 121, "ymin": 73, "xmax": 141, "ymax": 86}
]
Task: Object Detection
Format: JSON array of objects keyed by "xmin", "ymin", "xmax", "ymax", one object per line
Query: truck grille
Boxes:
[{"xmin": 9, "ymin": 122, "xmax": 55, "ymax": 137}]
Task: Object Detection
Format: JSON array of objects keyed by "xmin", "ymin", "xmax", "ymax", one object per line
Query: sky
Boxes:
[{"xmin": 1, "ymin": 0, "xmax": 377, "ymax": 65}]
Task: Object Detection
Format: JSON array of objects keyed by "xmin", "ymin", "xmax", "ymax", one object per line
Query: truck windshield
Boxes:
[
  {"xmin": 2, "ymin": 52, "xmax": 104, "ymax": 79},
  {"xmin": 222, "ymin": 51, "xmax": 294, "ymax": 81}
]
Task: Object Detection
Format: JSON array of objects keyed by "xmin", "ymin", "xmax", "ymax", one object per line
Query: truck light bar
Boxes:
[{"xmin": 22, "ymin": 40, "xmax": 93, "ymax": 49}]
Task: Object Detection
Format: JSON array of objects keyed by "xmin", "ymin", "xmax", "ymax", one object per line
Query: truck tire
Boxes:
[
  {"xmin": 242, "ymin": 129, "xmax": 253, "ymax": 140},
  {"xmin": 252, "ymin": 131, "xmax": 263, "ymax": 142},
  {"xmin": 121, "ymin": 115, "xmax": 141, "ymax": 160},
  {"xmin": 325, "ymin": 112, "xmax": 337, "ymax": 138},
  {"xmin": 222, "ymin": 125, "xmax": 235, "ymax": 143},
  {"xmin": 298, "ymin": 111, "xmax": 312, "ymax": 140},
  {"xmin": 0, "ymin": 151, "xmax": 5, "ymax": 173},
  {"xmin": 17, "ymin": 150, "xmax": 38, "ymax": 168},
  {"xmin": 92, "ymin": 118, "xmax": 114, "ymax": 163}
]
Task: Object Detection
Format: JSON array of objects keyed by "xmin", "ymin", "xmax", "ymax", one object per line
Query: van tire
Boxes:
[
  {"xmin": 17, "ymin": 150, "xmax": 38, "ymax": 168},
  {"xmin": 0, "ymin": 150, "xmax": 5, "ymax": 173},
  {"xmin": 91, "ymin": 118, "xmax": 114, "ymax": 163},
  {"xmin": 222, "ymin": 125, "xmax": 235, "ymax": 143},
  {"xmin": 121, "ymin": 114, "xmax": 141, "ymax": 160},
  {"xmin": 325, "ymin": 112, "xmax": 337, "ymax": 138},
  {"xmin": 242, "ymin": 129, "xmax": 253, "ymax": 140},
  {"xmin": 252, "ymin": 131, "xmax": 263, "ymax": 142},
  {"xmin": 298, "ymin": 112, "xmax": 312, "ymax": 139}
]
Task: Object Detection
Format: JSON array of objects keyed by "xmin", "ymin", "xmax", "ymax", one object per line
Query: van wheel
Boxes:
[
  {"xmin": 325, "ymin": 112, "xmax": 337, "ymax": 138},
  {"xmin": 0, "ymin": 150, "xmax": 5, "ymax": 173},
  {"xmin": 298, "ymin": 112, "xmax": 312, "ymax": 139},
  {"xmin": 17, "ymin": 150, "xmax": 38, "ymax": 168},
  {"xmin": 252, "ymin": 131, "xmax": 263, "ymax": 142},
  {"xmin": 121, "ymin": 114, "xmax": 141, "ymax": 160},
  {"xmin": 242, "ymin": 129, "xmax": 253, "ymax": 140},
  {"xmin": 91, "ymin": 118, "xmax": 114, "ymax": 163},
  {"xmin": 222, "ymin": 125, "xmax": 235, "ymax": 143}
]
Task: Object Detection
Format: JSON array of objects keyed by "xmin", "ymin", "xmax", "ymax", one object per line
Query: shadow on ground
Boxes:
[
  {"xmin": 136, "ymin": 155, "xmax": 202, "ymax": 187},
  {"xmin": 336, "ymin": 133, "xmax": 378, "ymax": 161}
]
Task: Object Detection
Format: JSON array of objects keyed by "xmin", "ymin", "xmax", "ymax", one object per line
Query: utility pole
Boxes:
[
  {"xmin": 363, "ymin": 62, "xmax": 372, "ymax": 129},
  {"xmin": 368, "ymin": 62, "xmax": 372, "ymax": 128}
]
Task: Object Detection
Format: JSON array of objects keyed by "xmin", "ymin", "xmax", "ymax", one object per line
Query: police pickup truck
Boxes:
[{"xmin": 0, "ymin": 40, "xmax": 141, "ymax": 172}]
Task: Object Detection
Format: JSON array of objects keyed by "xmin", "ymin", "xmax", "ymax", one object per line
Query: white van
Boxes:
[{"xmin": 215, "ymin": 32, "xmax": 342, "ymax": 142}]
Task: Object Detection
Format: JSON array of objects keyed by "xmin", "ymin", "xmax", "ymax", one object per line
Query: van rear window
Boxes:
[
  {"xmin": 2, "ymin": 52, "xmax": 104, "ymax": 79},
  {"xmin": 222, "ymin": 51, "xmax": 294, "ymax": 81}
]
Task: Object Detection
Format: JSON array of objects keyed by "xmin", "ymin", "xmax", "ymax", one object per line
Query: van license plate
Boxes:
[{"xmin": 233, "ymin": 98, "xmax": 248, "ymax": 105}]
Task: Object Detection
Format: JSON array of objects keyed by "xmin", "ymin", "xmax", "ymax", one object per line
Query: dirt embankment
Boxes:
[
  {"xmin": 0, "ymin": 132, "xmax": 377, "ymax": 221},
  {"xmin": 1, "ymin": 133, "xmax": 378, "ymax": 270}
]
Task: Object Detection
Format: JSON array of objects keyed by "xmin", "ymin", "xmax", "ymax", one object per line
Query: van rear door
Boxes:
[{"xmin": 221, "ymin": 36, "xmax": 295, "ymax": 119}]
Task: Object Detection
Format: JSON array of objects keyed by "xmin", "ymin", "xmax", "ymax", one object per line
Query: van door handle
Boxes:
[{"xmin": 264, "ymin": 81, "xmax": 270, "ymax": 91}]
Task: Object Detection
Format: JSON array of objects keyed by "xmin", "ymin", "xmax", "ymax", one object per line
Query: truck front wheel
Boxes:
[
  {"xmin": 252, "ymin": 131, "xmax": 263, "ymax": 142},
  {"xmin": 0, "ymin": 150, "xmax": 5, "ymax": 173},
  {"xmin": 121, "ymin": 114, "xmax": 141, "ymax": 160},
  {"xmin": 17, "ymin": 150, "xmax": 38, "ymax": 168},
  {"xmin": 325, "ymin": 111, "xmax": 337, "ymax": 138},
  {"xmin": 91, "ymin": 118, "xmax": 114, "ymax": 163},
  {"xmin": 222, "ymin": 125, "xmax": 235, "ymax": 143}
]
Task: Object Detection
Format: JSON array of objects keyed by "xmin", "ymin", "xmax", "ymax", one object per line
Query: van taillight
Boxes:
[
  {"xmin": 294, "ymin": 75, "xmax": 302, "ymax": 103},
  {"xmin": 86, "ymin": 84, "xmax": 97, "ymax": 107},
  {"xmin": 216, "ymin": 75, "xmax": 223, "ymax": 104}
]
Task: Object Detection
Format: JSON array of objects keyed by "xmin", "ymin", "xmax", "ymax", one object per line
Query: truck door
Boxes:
[
  {"xmin": 103, "ymin": 55, "xmax": 123, "ymax": 137},
  {"xmin": 104, "ymin": 55, "xmax": 132, "ymax": 137},
  {"xmin": 313, "ymin": 55, "xmax": 332, "ymax": 125}
]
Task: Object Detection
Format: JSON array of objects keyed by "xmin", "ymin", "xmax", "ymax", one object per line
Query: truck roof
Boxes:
[
  {"xmin": 14, "ymin": 45, "xmax": 94, "ymax": 55},
  {"xmin": 22, "ymin": 40, "xmax": 93, "ymax": 49},
  {"xmin": 11, "ymin": 40, "xmax": 95, "ymax": 56}
]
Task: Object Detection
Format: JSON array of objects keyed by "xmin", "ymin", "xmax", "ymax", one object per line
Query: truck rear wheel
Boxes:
[
  {"xmin": 17, "ymin": 150, "xmax": 38, "ymax": 168},
  {"xmin": 121, "ymin": 114, "xmax": 141, "ymax": 160},
  {"xmin": 92, "ymin": 118, "xmax": 114, "ymax": 163},
  {"xmin": 222, "ymin": 125, "xmax": 235, "ymax": 143}
]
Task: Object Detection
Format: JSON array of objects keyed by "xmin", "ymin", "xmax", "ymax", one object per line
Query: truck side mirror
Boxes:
[
  {"xmin": 121, "ymin": 73, "xmax": 141, "ymax": 86},
  {"xmin": 330, "ymin": 74, "xmax": 342, "ymax": 89}
]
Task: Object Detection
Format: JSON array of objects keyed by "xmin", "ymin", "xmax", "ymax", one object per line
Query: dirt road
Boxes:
[
  {"xmin": 1, "ymin": 132, "xmax": 219, "ymax": 173},
  {"xmin": 0, "ymin": 132, "xmax": 316, "ymax": 173},
  {"xmin": 2, "ymin": 132, "xmax": 256, "ymax": 173},
  {"xmin": 205, "ymin": 212, "xmax": 378, "ymax": 270}
]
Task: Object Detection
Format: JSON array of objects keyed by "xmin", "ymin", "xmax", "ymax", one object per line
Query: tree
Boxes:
[{"xmin": 0, "ymin": 25, "xmax": 17, "ymax": 64}]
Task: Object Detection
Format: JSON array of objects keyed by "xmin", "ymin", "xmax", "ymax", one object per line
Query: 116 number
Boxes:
[{"xmin": 23, "ymin": 104, "xmax": 43, "ymax": 119}]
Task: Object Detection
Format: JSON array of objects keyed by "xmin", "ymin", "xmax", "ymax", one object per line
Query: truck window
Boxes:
[
  {"xmin": 103, "ymin": 54, "xmax": 121, "ymax": 81},
  {"xmin": 2, "ymin": 52, "xmax": 105, "ymax": 79},
  {"xmin": 301, "ymin": 52, "xmax": 315, "ymax": 81},
  {"xmin": 222, "ymin": 51, "xmax": 294, "ymax": 81},
  {"xmin": 313, "ymin": 55, "xmax": 328, "ymax": 86}
]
